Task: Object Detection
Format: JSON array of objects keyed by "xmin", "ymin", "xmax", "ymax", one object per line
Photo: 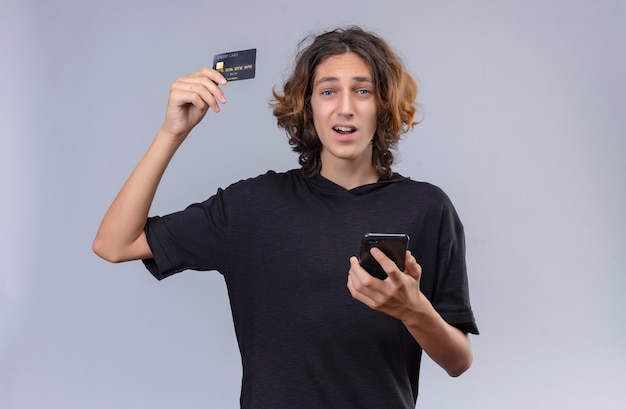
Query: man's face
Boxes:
[{"xmin": 310, "ymin": 52, "xmax": 378, "ymax": 172}]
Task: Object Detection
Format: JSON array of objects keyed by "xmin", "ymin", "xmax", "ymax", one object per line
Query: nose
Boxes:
[{"xmin": 337, "ymin": 92, "xmax": 354, "ymax": 117}]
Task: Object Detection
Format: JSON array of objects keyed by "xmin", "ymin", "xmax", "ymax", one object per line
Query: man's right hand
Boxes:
[{"xmin": 161, "ymin": 67, "xmax": 228, "ymax": 142}]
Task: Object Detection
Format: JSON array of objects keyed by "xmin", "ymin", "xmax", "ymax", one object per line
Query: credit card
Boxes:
[{"xmin": 212, "ymin": 48, "xmax": 256, "ymax": 81}]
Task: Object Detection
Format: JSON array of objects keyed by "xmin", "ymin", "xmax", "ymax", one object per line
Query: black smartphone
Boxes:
[{"xmin": 359, "ymin": 233, "xmax": 410, "ymax": 280}]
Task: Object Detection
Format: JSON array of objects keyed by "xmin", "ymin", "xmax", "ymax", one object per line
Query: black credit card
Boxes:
[{"xmin": 212, "ymin": 48, "xmax": 256, "ymax": 81}]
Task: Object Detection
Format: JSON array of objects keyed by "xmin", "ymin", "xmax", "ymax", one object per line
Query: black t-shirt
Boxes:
[{"xmin": 143, "ymin": 170, "xmax": 478, "ymax": 408}]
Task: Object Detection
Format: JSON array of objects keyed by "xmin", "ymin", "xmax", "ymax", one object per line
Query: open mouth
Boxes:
[{"xmin": 333, "ymin": 126, "xmax": 356, "ymax": 135}]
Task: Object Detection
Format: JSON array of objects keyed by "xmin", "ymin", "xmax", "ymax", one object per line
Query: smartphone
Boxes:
[{"xmin": 359, "ymin": 233, "xmax": 410, "ymax": 280}]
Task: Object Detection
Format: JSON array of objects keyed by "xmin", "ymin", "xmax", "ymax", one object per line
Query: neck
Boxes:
[{"xmin": 320, "ymin": 162, "xmax": 379, "ymax": 190}]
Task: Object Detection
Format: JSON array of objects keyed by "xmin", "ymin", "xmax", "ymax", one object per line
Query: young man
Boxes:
[{"xmin": 93, "ymin": 26, "xmax": 478, "ymax": 408}]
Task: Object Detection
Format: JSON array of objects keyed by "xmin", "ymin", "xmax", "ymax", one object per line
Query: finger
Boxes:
[
  {"xmin": 168, "ymin": 86, "xmax": 208, "ymax": 111},
  {"xmin": 403, "ymin": 250, "xmax": 422, "ymax": 281},
  {"xmin": 192, "ymin": 67, "xmax": 228, "ymax": 86},
  {"xmin": 172, "ymin": 80, "xmax": 226, "ymax": 112},
  {"xmin": 347, "ymin": 276, "xmax": 378, "ymax": 309},
  {"xmin": 185, "ymin": 67, "xmax": 228, "ymax": 95},
  {"xmin": 369, "ymin": 247, "xmax": 401, "ymax": 280},
  {"xmin": 177, "ymin": 76, "xmax": 227, "ymax": 104},
  {"xmin": 176, "ymin": 87, "xmax": 221, "ymax": 113},
  {"xmin": 348, "ymin": 257, "xmax": 397, "ymax": 312},
  {"xmin": 172, "ymin": 70, "xmax": 227, "ymax": 107},
  {"xmin": 347, "ymin": 269, "xmax": 378, "ymax": 308},
  {"xmin": 347, "ymin": 256, "xmax": 382, "ymax": 300}
]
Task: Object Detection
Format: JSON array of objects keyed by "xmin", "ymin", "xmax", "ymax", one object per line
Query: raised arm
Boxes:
[{"xmin": 92, "ymin": 68, "xmax": 227, "ymax": 263}]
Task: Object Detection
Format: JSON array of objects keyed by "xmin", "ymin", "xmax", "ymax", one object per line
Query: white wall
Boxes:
[{"xmin": 2, "ymin": 0, "xmax": 625, "ymax": 408}]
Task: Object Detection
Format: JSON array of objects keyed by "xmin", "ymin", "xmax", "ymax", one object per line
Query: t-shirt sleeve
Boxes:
[
  {"xmin": 432, "ymin": 202, "xmax": 479, "ymax": 335},
  {"xmin": 142, "ymin": 188, "xmax": 229, "ymax": 280}
]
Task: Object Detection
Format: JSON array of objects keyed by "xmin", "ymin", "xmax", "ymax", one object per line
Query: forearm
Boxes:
[
  {"xmin": 402, "ymin": 295, "xmax": 473, "ymax": 377},
  {"xmin": 92, "ymin": 68, "xmax": 228, "ymax": 262},
  {"xmin": 92, "ymin": 128, "xmax": 183, "ymax": 262}
]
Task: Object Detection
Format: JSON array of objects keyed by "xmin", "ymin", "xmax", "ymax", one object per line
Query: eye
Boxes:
[
  {"xmin": 356, "ymin": 89, "xmax": 372, "ymax": 96},
  {"xmin": 321, "ymin": 89, "xmax": 335, "ymax": 96}
]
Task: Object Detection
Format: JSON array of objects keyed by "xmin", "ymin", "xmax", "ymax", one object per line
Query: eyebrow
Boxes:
[{"xmin": 314, "ymin": 76, "xmax": 373, "ymax": 87}]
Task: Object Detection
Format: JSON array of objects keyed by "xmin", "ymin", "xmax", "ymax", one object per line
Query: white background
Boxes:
[{"xmin": 2, "ymin": 0, "xmax": 625, "ymax": 407}]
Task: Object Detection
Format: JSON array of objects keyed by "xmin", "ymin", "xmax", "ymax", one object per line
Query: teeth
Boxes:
[{"xmin": 334, "ymin": 126, "xmax": 354, "ymax": 132}]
